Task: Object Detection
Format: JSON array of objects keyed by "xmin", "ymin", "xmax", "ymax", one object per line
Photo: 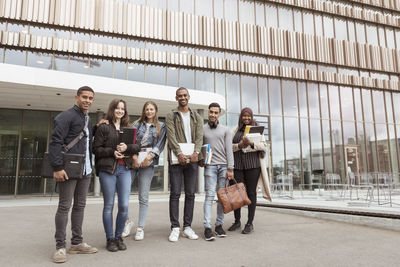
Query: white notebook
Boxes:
[{"xmin": 170, "ymin": 143, "xmax": 195, "ymax": 165}]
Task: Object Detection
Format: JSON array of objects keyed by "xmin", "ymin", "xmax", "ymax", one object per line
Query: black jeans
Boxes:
[
  {"xmin": 55, "ymin": 174, "xmax": 92, "ymax": 249},
  {"xmin": 169, "ymin": 163, "xmax": 198, "ymax": 228},
  {"xmin": 231, "ymin": 168, "xmax": 261, "ymax": 225}
]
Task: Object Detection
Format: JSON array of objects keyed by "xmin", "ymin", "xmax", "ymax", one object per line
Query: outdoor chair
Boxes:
[
  {"xmin": 299, "ymin": 174, "xmax": 323, "ymax": 197},
  {"xmin": 348, "ymin": 173, "xmax": 374, "ymax": 204},
  {"xmin": 272, "ymin": 174, "xmax": 293, "ymax": 198},
  {"xmin": 325, "ymin": 173, "xmax": 346, "ymax": 199}
]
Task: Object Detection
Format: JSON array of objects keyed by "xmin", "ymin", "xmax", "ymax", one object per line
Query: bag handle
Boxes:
[
  {"xmin": 224, "ymin": 177, "xmax": 248, "ymax": 207},
  {"xmin": 63, "ymin": 115, "xmax": 89, "ymax": 152}
]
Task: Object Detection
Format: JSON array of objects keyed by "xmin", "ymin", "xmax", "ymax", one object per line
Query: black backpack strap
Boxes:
[{"xmin": 63, "ymin": 115, "xmax": 89, "ymax": 152}]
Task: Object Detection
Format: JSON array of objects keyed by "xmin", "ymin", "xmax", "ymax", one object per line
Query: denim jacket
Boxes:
[{"xmin": 133, "ymin": 121, "xmax": 167, "ymax": 165}]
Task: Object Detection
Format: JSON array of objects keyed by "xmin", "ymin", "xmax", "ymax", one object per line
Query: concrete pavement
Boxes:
[{"xmin": 1, "ymin": 195, "xmax": 400, "ymax": 267}]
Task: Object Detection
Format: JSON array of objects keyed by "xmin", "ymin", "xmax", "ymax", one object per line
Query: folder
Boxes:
[{"xmin": 169, "ymin": 143, "xmax": 195, "ymax": 165}]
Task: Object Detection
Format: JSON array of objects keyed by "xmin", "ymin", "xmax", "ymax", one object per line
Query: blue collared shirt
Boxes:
[{"xmin": 84, "ymin": 114, "xmax": 92, "ymax": 175}]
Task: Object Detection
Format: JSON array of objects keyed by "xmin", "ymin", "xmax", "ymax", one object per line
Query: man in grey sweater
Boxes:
[{"xmin": 201, "ymin": 102, "xmax": 234, "ymax": 241}]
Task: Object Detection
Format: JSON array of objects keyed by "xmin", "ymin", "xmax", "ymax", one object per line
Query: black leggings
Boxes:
[{"xmin": 230, "ymin": 167, "xmax": 261, "ymax": 225}]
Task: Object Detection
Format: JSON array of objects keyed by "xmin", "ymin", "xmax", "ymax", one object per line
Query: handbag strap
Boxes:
[
  {"xmin": 226, "ymin": 178, "xmax": 247, "ymax": 206},
  {"xmin": 63, "ymin": 115, "xmax": 89, "ymax": 152}
]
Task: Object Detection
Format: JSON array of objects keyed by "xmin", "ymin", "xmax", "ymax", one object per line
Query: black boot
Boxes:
[
  {"xmin": 228, "ymin": 221, "xmax": 241, "ymax": 231},
  {"xmin": 117, "ymin": 237, "xmax": 127, "ymax": 250},
  {"xmin": 241, "ymin": 223, "xmax": 254, "ymax": 234},
  {"xmin": 106, "ymin": 238, "xmax": 118, "ymax": 252}
]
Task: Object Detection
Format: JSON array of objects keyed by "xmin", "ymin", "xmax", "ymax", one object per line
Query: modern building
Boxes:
[{"xmin": 1, "ymin": 0, "xmax": 400, "ymax": 196}]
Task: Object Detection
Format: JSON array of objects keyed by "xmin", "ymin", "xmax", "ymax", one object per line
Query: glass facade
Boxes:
[{"xmin": 1, "ymin": 0, "xmax": 400, "ymax": 195}]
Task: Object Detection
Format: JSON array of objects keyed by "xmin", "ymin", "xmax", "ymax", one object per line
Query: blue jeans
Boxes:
[
  {"xmin": 204, "ymin": 165, "xmax": 227, "ymax": 229},
  {"xmin": 132, "ymin": 166, "xmax": 154, "ymax": 228},
  {"xmin": 99, "ymin": 165, "xmax": 132, "ymax": 239}
]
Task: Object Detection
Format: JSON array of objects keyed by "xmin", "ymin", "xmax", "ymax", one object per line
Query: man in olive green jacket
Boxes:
[{"xmin": 166, "ymin": 87, "xmax": 203, "ymax": 242}]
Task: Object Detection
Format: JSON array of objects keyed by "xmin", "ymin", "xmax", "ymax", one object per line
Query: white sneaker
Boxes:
[
  {"xmin": 122, "ymin": 219, "xmax": 134, "ymax": 238},
  {"xmin": 168, "ymin": 227, "xmax": 180, "ymax": 242},
  {"xmin": 135, "ymin": 227, "xmax": 144, "ymax": 241},
  {"xmin": 182, "ymin": 227, "xmax": 199, "ymax": 240}
]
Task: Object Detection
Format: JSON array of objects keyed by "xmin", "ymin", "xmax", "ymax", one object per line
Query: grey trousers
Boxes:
[{"xmin": 55, "ymin": 174, "xmax": 91, "ymax": 249}]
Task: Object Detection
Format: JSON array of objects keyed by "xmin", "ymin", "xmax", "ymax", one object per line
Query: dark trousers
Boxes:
[
  {"xmin": 169, "ymin": 163, "xmax": 198, "ymax": 228},
  {"xmin": 231, "ymin": 168, "xmax": 261, "ymax": 225},
  {"xmin": 55, "ymin": 174, "xmax": 91, "ymax": 249}
]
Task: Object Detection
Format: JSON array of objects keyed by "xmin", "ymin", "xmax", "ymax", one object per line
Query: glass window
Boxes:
[
  {"xmin": 388, "ymin": 125, "xmax": 399, "ymax": 176},
  {"xmin": 0, "ymin": 21, "xmax": 5, "ymax": 31},
  {"xmin": 181, "ymin": 0, "xmax": 194, "ymax": 13},
  {"xmin": 168, "ymin": 0, "xmax": 179, "ymax": 11},
  {"xmin": 27, "ymin": 52, "xmax": 53, "ymax": 69},
  {"xmin": 348, "ymin": 20, "xmax": 356, "ymax": 42},
  {"xmin": 278, "ymin": 6, "xmax": 293, "ymax": 31},
  {"xmin": 343, "ymin": 121, "xmax": 356, "ymax": 146},
  {"xmin": 214, "ymin": 0, "xmax": 224, "ymax": 19},
  {"xmin": 285, "ymin": 117, "xmax": 301, "ymax": 184},
  {"xmin": 0, "ymin": 109, "xmax": 21, "ymax": 195},
  {"xmin": 29, "ymin": 26, "xmax": 55, "ymax": 37},
  {"xmin": 378, "ymin": 27, "xmax": 386, "ymax": 47},
  {"xmin": 340, "ymin": 87, "xmax": 354, "ymax": 121},
  {"xmin": 396, "ymin": 30, "xmax": 400, "ymax": 50},
  {"xmin": 215, "ymin": 72, "xmax": 225, "ymax": 98},
  {"xmin": 322, "ymin": 120, "xmax": 333, "ymax": 173},
  {"xmin": 132, "ymin": 0, "xmax": 145, "ymax": 4},
  {"xmin": 18, "ymin": 111, "xmax": 49, "ymax": 194},
  {"xmin": 307, "ymin": 83, "xmax": 319, "ymax": 118},
  {"xmin": 298, "ymin": 82, "xmax": 307, "ymax": 117},
  {"xmin": 6, "ymin": 23, "xmax": 28, "ymax": 33},
  {"xmin": 330, "ymin": 121, "xmax": 344, "ymax": 177},
  {"xmin": 196, "ymin": 70, "xmax": 214, "ymax": 92},
  {"xmin": 114, "ymin": 61, "xmax": 127, "ymax": 80},
  {"xmin": 196, "ymin": 0, "xmax": 212, "ymax": 17},
  {"xmin": 315, "ymin": 15, "xmax": 323, "ymax": 36},
  {"xmin": 179, "ymin": 68, "xmax": 194, "ymax": 89},
  {"xmin": 147, "ymin": 0, "xmax": 166, "ymax": 9},
  {"xmin": 0, "ymin": 47, "xmax": 3, "ymax": 63},
  {"xmin": 226, "ymin": 74, "xmax": 240, "ymax": 113},
  {"xmin": 353, "ymin": 88, "xmax": 363, "ymax": 121},
  {"xmin": 334, "ymin": 18, "xmax": 347, "ymax": 41},
  {"xmin": 70, "ymin": 56, "xmax": 89, "ymax": 74},
  {"xmin": 293, "ymin": 10, "xmax": 302, "ymax": 33},
  {"xmin": 258, "ymin": 77, "xmax": 268, "ymax": 115},
  {"xmin": 386, "ymin": 28, "xmax": 395, "ymax": 49},
  {"xmin": 225, "ymin": 0, "xmax": 238, "ymax": 21},
  {"xmin": 4, "ymin": 49, "xmax": 26, "ymax": 66},
  {"xmin": 282, "ymin": 80, "xmax": 297, "ymax": 116},
  {"xmin": 319, "ymin": 84, "xmax": 329, "ymax": 119},
  {"xmin": 53, "ymin": 54, "xmax": 69, "ymax": 72},
  {"xmin": 323, "ymin": 15, "xmax": 334, "ymax": 38},
  {"xmin": 356, "ymin": 122, "xmax": 367, "ymax": 173},
  {"xmin": 372, "ymin": 91, "xmax": 386, "ymax": 123},
  {"xmin": 271, "ymin": 116, "xmax": 285, "ymax": 176},
  {"xmin": 71, "ymin": 31, "xmax": 90, "ymax": 41},
  {"xmin": 309, "ymin": 119, "xmax": 323, "ymax": 170},
  {"xmin": 146, "ymin": 65, "xmax": 166, "ymax": 85},
  {"xmin": 227, "ymin": 113, "xmax": 239, "ymax": 129},
  {"xmin": 362, "ymin": 89, "xmax": 373, "ymax": 122},
  {"xmin": 269, "ymin": 79, "xmax": 281, "ymax": 116},
  {"xmin": 303, "ymin": 12, "xmax": 314, "ymax": 35},
  {"xmin": 90, "ymin": 58, "xmax": 113, "ymax": 78},
  {"xmin": 385, "ymin": 92, "xmax": 394, "ymax": 123},
  {"xmin": 376, "ymin": 124, "xmax": 390, "ymax": 172},
  {"xmin": 266, "ymin": 4, "xmax": 278, "ymax": 28},
  {"xmin": 328, "ymin": 85, "xmax": 340, "ymax": 120},
  {"xmin": 239, "ymin": 0, "xmax": 254, "ymax": 24},
  {"xmin": 300, "ymin": 118, "xmax": 311, "ymax": 177},
  {"xmin": 365, "ymin": 123, "xmax": 378, "ymax": 172},
  {"xmin": 356, "ymin": 22, "xmax": 366, "ymax": 44},
  {"xmin": 241, "ymin": 75, "xmax": 258, "ymax": 112},
  {"xmin": 255, "ymin": 2, "xmax": 265, "ymax": 27},
  {"xmin": 366, "ymin": 23, "xmax": 378, "ymax": 46},
  {"xmin": 167, "ymin": 67, "xmax": 178, "ymax": 87},
  {"xmin": 127, "ymin": 63, "xmax": 145, "ymax": 82}
]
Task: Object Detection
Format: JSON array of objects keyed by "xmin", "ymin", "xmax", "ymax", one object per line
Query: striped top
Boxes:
[{"xmin": 232, "ymin": 127, "xmax": 261, "ymax": 170}]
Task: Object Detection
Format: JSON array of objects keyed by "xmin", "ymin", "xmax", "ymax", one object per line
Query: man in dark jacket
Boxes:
[{"xmin": 49, "ymin": 86, "xmax": 98, "ymax": 263}]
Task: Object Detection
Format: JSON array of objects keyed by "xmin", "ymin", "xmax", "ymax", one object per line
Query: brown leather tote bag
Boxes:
[{"xmin": 217, "ymin": 178, "xmax": 251, "ymax": 214}]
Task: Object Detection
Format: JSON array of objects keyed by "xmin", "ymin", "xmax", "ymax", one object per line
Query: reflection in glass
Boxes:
[
  {"xmin": 297, "ymin": 82, "xmax": 307, "ymax": 117},
  {"xmin": 4, "ymin": 49, "xmax": 26, "ymax": 66},
  {"xmin": 329, "ymin": 85, "xmax": 340, "ymax": 120},
  {"xmin": 18, "ymin": 111, "xmax": 48, "ymax": 194},
  {"xmin": 114, "ymin": 61, "xmax": 127, "ymax": 80},
  {"xmin": 271, "ymin": 116, "xmax": 285, "ymax": 177},
  {"xmin": 226, "ymin": 74, "xmax": 240, "ymax": 113},
  {"xmin": 278, "ymin": 6, "xmax": 293, "ymax": 31},
  {"xmin": 0, "ymin": 21, "xmax": 5, "ymax": 31},
  {"xmin": 285, "ymin": 117, "xmax": 301, "ymax": 186},
  {"xmin": 0, "ymin": 48, "xmax": 3, "ymax": 63},
  {"xmin": 168, "ymin": 0, "xmax": 178, "ymax": 11},
  {"xmin": 282, "ymin": 80, "xmax": 297, "ymax": 116},
  {"xmin": 266, "ymin": 4, "xmax": 278, "ymax": 28},
  {"xmin": 348, "ymin": 21, "xmax": 356, "ymax": 42},
  {"xmin": 300, "ymin": 118, "xmax": 311, "ymax": 182},
  {"xmin": 6, "ymin": 23, "xmax": 28, "ymax": 32},
  {"xmin": 70, "ymin": 56, "xmax": 89, "ymax": 74},
  {"xmin": 372, "ymin": 91, "xmax": 386, "ymax": 123},
  {"xmin": 215, "ymin": 72, "xmax": 225, "ymax": 97},
  {"xmin": 375, "ymin": 124, "xmax": 390, "ymax": 172},
  {"xmin": 90, "ymin": 59, "xmax": 113, "ymax": 78},
  {"xmin": 53, "ymin": 54, "xmax": 69, "ymax": 72},
  {"xmin": 225, "ymin": 0, "xmax": 238, "ymax": 21},
  {"xmin": 269, "ymin": 79, "xmax": 281, "ymax": 116},
  {"xmin": 196, "ymin": 70, "xmax": 214, "ymax": 92},
  {"xmin": 0, "ymin": 109, "xmax": 21, "ymax": 195},
  {"xmin": 227, "ymin": 113, "xmax": 239, "ymax": 129},
  {"xmin": 385, "ymin": 92, "xmax": 394, "ymax": 123},
  {"xmin": 239, "ymin": 0, "xmax": 254, "ymax": 24},
  {"xmin": 386, "ymin": 28, "xmax": 395, "ymax": 49},
  {"xmin": 378, "ymin": 27, "xmax": 386, "ymax": 47},
  {"xmin": 307, "ymin": 83, "xmax": 319, "ymax": 118},
  {"xmin": 334, "ymin": 18, "xmax": 347, "ymax": 41},
  {"xmin": 196, "ymin": 0, "xmax": 212, "ymax": 17},
  {"xmin": 319, "ymin": 84, "xmax": 329, "ymax": 119},
  {"xmin": 362, "ymin": 89, "xmax": 373, "ymax": 122},
  {"xmin": 356, "ymin": 122, "xmax": 367, "ymax": 173},
  {"xmin": 322, "ymin": 120, "xmax": 333, "ymax": 173},
  {"xmin": 315, "ymin": 14, "xmax": 323, "ymax": 36},
  {"xmin": 340, "ymin": 87, "xmax": 354, "ymax": 121},
  {"xmin": 323, "ymin": 15, "xmax": 334, "ymax": 38},
  {"xmin": 255, "ymin": 2, "xmax": 265, "ymax": 27},
  {"xmin": 303, "ymin": 12, "xmax": 314, "ymax": 35},
  {"xmin": 167, "ymin": 67, "xmax": 178, "ymax": 87},
  {"xmin": 309, "ymin": 119, "xmax": 323, "ymax": 170},
  {"xmin": 365, "ymin": 123, "xmax": 378, "ymax": 172},
  {"xmin": 214, "ymin": 0, "xmax": 224, "ymax": 19},
  {"xmin": 388, "ymin": 125, "xmax": 398, "ymax": 180},
  {"xmin": 353, "ymin": 88, "xmax": 362, "ymax": 121},
  {"xmin": 179, "ymin": 68, "xmax": 194, "ymax": 89},
  {"xmin": 180, "ymin": 0, "xmax": 194, "ymax": 13},
  {"xmin": 27, "ymin": 52, "xmax": 53, "ymax": 69},
  {"xmin": 258, "ymin": 78, "xmax": 268, "ymax": 115},
  {"xmin": 356, "ymin": 22, "xmax": 366, "ymax": 44},
  {"xmin": 366, "ymin": 24, "xmax": 378, "ymax": 46},
  {"xmin": 146, "ymin": 65, "xmax": 166, "ymax": 85},
  {"xmin": 331, "ymin": 121, "xmax": 344, "ymax": 178},
  {"xmin": 293, "ymin": 10, "xmax": 302, "ymax": 33},
  {"xmin": 241, "ymin": 75, "xmax": 258, "ymax": 112},
  {"xmin": 71, "ymin": 31, "xmax": 90, "ymax": 41},
  {"xmin": 127, "ymin": 63, "xmax": 145, "ymax": 82}
]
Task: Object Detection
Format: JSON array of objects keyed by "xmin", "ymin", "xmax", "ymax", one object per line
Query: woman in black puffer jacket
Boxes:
[{"xmin": 93, "ymin": 99, "xmax": 139, "ymax": 252}]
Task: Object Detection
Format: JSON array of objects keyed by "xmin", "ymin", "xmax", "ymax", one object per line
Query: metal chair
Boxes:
[
  {"xmin": 325, "ymin": 173, "xmax": 346, "ymax": 199},
  {"xmin": 272, "ymin": 174, "xmax": 294, "ymax": 198},
  {"xmin": 299, "ymin": 174, "xmax": 323, "ymax": 197},
  {"xmin": 348, "ymin": 172, "xmax": 374, "ymax": 204}
]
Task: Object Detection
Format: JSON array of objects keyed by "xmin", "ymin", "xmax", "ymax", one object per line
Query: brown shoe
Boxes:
[
  {"xmin": 53, "ymin": 248, "xmax": 67, "ymax": 263},
  {"xmin": 68, "ymin": 243, "xmax": 98, "ymax": 254}
]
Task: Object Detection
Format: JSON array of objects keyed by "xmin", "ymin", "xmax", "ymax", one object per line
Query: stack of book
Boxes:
[
  {"xmin": 201, "ymin": 144, "xmax": 213, "ymax": 165},
  {"xmin": 242, "ymin": 126, "xmax": 264, "ymax": 153}
]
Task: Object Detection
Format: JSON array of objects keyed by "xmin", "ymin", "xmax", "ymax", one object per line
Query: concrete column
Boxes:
[
  {"xmin": 197, "ymin": 109, "xmax": 205, "ymax": 193},
  {"xmin": 93, "ymin": 111, "xmax": 104, "ymax": 197}
]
